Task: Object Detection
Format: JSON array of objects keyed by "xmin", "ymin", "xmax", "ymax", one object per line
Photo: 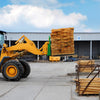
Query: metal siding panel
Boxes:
[
  {"xmin": 5, "ymin": 33, "xmax": 50, "ymax": 41},
  {"xmin": 5, "ymin": 32, "xmax": 100, "ymax": 41},
  {"xmin": 74, "ymin": 33, "xmax": 100, "ymax": 41}
]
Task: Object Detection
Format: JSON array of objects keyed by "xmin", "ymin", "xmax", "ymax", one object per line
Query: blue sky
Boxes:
[{"xmin": 0, "ymin": 0, "xmax": 100, "ymax": 32}]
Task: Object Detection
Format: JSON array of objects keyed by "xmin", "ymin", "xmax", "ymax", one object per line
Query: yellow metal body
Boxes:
[
  {"xmin": 49, "ymin": 56, "xmax": 60, "ymax": 62},
  {"xmin": 6, "ymin": 65, "xmax": 18, "ymax": 77},
  {"xmin": 0, "ymin": 35, "xmax": 49, "ymax": 64}
]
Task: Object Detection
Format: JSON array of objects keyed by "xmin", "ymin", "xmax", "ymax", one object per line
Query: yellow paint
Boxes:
[
  {"xmin": 6, "ymin": 65, "xmax": 17, "ymax": 77},
  {"xmin": 49, "ymin": 56, "xmax": 60, "ymax": 62},
  {"xmin": 0, "ymin": 35, "xmax": 49, "ymax": 62}
]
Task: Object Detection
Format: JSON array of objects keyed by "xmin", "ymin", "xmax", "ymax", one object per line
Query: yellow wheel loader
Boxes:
[
  {"xmin": 0, "ymin": 31, "xmax": 49, "ymax": 81},
  {"xmin": 0, "ymin": 28, "xmax": 74, "ymax": 81}
]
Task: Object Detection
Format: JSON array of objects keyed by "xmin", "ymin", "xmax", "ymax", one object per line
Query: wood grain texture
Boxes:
[{"xmin": 51, "ymin": 27, "xmax": 74, "ymax": 55}]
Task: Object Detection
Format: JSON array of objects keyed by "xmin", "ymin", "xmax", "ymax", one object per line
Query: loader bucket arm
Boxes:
[
  {"xmin": 1, "ymin": 35, "xmax": 49, "ymax": 58},
  {"xmin": 39, "ymin": 41, "xmax": 49, "ymax": 55}
]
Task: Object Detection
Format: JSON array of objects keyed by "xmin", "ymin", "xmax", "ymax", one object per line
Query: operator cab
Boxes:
[{"xmin": 0, "ymin": 31, "xmax": 6, "ymax": 54}]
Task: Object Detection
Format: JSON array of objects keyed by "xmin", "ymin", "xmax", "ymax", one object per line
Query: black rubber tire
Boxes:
[
  {"xmin": 19, "ymin": 59, "xmax": 31, "ymax": 78},
  {"xmin": 2, "ymin": 60, "xmax": 24, "ymax": 81}
]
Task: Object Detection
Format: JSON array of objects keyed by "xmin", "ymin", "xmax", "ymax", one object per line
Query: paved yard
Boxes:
[{"xmin": 0, "ymin": 62, "xmax": 99, "ymax": 100}]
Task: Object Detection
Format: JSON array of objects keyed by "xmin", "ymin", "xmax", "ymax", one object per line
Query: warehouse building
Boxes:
[{"xmin": 4, "ymin": 32, "xmax": 100, "ymax": 60}]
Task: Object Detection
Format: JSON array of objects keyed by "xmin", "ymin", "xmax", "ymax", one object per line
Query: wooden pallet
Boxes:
[
  {"xmin": 75, "ymin": 63, "xmax": 100, "ymax": 95},
  {"xmin": 76, "ymin": 60, "xmax": 95, "ymax": 66},
  {"xmin": 51, "ymin": 27, "xmax": 74, "ymax": 55},
  {"xmin": 79, "ymin": 67, "xmax": 95, "ymax": 72},
  {"xmin": 75, "ymin": 78, "xmax": 100, "ymax": 95},
  {"xmin": 75, "ymin": 60, "xmax": 95, "ymax": 72}
]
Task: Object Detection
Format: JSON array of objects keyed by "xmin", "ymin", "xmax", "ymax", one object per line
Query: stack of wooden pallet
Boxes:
[
  {"xmin": 75, "ymin": 78, "xmax": 100, "ymax": 95},
  {"xmin": 76, "ymin": 60, "xmax": 95, "ymax": 66},
  {"xmin": 51, "ymin": 28, "xmax": 74, "ymax": 55},
  {"xmin": 79, "ymin": 67, "xmax": 95, "ymax": 73},
  {"xmin": 76, "ymin": 60, "xmax": 95, "ymax": 72}
]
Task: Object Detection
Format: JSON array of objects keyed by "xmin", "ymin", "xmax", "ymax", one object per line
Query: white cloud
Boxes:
[
  {"xmin": 0, "ymin": 5, "xmax": 87, "ymax": 32},
  {"xmin": 9, "ymin": 0, "xmax": 74, "ymax": 8},
  {"xmin": 74, "ymin": 24, "xmax": 94, "ymax": 32}
]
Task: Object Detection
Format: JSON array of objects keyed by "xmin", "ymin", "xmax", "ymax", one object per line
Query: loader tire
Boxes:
[
  {"xmin": 19, "ymin": 60, "xmax": 31, "ymax": 78},
  {"xmin": 2, "ymin": 60, "xmax": 24, "ymax": 81}
]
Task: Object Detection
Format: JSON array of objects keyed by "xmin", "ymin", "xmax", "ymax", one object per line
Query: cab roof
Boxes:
[{"xmin": 0, "ymin": 31, "xmax": 6, "ymax": 34}]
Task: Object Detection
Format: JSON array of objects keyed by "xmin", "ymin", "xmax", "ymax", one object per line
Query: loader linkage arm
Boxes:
[{"xmin": 0, "ymin": 35, "xmax": 49, "ymax": 61}]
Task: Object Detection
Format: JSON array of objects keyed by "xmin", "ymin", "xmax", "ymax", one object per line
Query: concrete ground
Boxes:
[{"xmin": 0, "ymin": 62, "xmax": 99, "ymax": 100}]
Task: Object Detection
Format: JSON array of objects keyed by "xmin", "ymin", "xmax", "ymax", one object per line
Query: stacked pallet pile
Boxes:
[
  {"xmin": 76, "ymin": 60, "xmax": 95, "ymax": 72},
  {"xmin": 79, "ymin": 67, "xmax": 94, "ymax": 73},
  {"xmin": 76, "ymin": 60, "xmax": 95, "ymax": 66},
  {"xmin": 75, "ymin": 78, "xmax": 100, "ymax": 95},
  {"xmin": 51, "ymin": 27, "xmax": 74, "ymax": 55}
]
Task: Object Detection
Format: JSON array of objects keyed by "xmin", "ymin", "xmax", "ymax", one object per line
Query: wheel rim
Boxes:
[{"xmin": 6, "ymin": 65, "xmax": 17, "ymax": 77}]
